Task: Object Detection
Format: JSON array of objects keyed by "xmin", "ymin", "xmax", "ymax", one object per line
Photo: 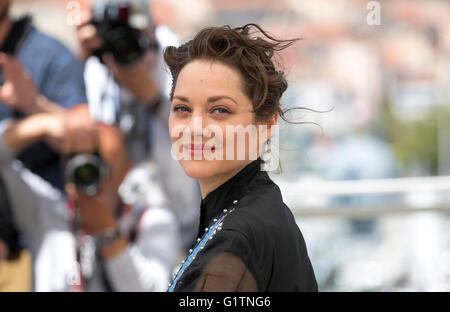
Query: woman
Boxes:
[{"xmin": 165, "ymin": 24, "xmax": 317, "ymax": 292}]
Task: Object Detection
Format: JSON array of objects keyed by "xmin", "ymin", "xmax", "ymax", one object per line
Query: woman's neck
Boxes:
[{"xmin": 199, "ymin": 161, "xmax": 252, "ymax": 199}]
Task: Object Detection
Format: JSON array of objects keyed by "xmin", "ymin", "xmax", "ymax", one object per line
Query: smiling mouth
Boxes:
[{"xmin": 183, "ymin": 144, "xmax": 216, "ymax": 156}]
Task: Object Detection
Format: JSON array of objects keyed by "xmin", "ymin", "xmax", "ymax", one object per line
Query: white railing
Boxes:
[{"xmin": 274, "ymin": 175, "xmax": 450, "ymax": 218}]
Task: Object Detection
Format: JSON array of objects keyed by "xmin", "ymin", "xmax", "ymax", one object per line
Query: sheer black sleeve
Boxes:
[
  {"xmin": 175, "ymin": 228, "xmax": 261, "ymax": 292},
  {"xmin": 194, "ymin": 251, "xmax": 257, "ymax": 291},
  {"xmin": 194, "ymin": 229, "xmax": 258, "ymax": 292}
]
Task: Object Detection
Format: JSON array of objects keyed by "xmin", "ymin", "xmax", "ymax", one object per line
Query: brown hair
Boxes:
[{"xmin": 163, "ymin": 23, "xmax": 299, "ymax": 123}]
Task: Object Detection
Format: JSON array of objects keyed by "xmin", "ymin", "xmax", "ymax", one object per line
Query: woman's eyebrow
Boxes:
[
  {"xmin": 173, "ymin": 95, "xmax": 189, "ymax": 102},
  {"xmin": 207, "ymin": 95, "xmax": 238, "ymax": 105},
  {"xmin": 173, "ymin": 95, "xmax": 238, "ymax": 105}
]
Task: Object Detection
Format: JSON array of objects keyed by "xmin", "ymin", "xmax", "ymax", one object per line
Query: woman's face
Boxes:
[{"xmin": 168, "ymin": 59, "xmax": 270, "ymax": 185}]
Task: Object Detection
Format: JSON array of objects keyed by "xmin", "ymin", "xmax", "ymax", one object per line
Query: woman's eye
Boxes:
[
  {"xmin": 173, "ymin": 105, "xmax": 190, "ymax": 113},
  {"xmin": 211, "ymin": 107, "xmax": 231, "ymax": 115}
]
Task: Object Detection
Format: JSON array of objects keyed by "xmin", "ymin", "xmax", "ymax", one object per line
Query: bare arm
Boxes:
[
  {"xmin": 0, "ymin": 105, "xmax": 98, "ymax": 160},
  {"xmin": 104, "ymin": 207, "xmax": 180, "ymax": 292},
  {"xmin": 2, "ymin": 113, "xmax": 53, "ymax": 155}
]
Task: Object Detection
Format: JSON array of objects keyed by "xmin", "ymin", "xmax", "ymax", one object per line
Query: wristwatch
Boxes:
[{"xmin": 95, "ymin": 227, "xmax": 121, "ymax": 248}]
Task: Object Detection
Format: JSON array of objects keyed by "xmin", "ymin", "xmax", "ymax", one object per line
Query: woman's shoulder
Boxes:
[
  {"xmin": 224, "ymin": 177, "xmax": 296, "ymax": 242},
  {"xmin": 240, "ymin": 173, "xmax": 287, "ymax": 217}
]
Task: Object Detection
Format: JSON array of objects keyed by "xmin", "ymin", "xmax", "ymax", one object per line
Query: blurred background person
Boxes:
[
  {"xmin": 0, "ymin": 107, "xmax": 180, "ymax": 291},
  {"xmin": 0, "ymin": 0, "xmax": 87, "ymax": 190},
  {"xmin": 77, "ymin": 0, "xmax": 201, "ymax": 252},
  {"xmin": 0, "ymin": 177, "xmax": 32, "ymax": 291},
  {"xmin": 0, "ymin": 0, "xmax": 87, "ymax": 291}
]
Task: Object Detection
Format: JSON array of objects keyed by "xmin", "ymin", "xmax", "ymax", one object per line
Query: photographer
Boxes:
[
  {"xmin": 0, "ymin": 107, "xmax": 180, "ymax": 291},
  {"xmin": 0, "ymin": 0, "xmax": 87, "ymax": 190},
  {"xmin": 77, "ymin": 0, "xmax": 200, "ymax": 251},
  {"xmin": 0, "ymin": 2, "xmax": 87, "ymax": 272}
]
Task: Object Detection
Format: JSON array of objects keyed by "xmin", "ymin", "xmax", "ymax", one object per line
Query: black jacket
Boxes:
[{"xmin": 169, "ymin": 158, "xmax": 318, "ymax": 292}]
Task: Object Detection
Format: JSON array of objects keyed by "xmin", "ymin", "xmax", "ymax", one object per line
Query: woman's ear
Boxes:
[
  {"xmin": 257, "ymin": 114, "xmax": 279, "ymax": 154},
  {"xmin": 266, "ymin": 113, "xmax": 279, "ymax": 141}
]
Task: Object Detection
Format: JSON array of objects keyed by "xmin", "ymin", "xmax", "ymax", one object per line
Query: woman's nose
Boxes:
[{"xmin": 188, "ymin": 114, "xmax": 205, "ymax": 138}]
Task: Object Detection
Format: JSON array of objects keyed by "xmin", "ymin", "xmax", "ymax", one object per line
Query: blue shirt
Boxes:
[{"xmin": 0, "ymin": 24, "xmax": 87, "ymax": 190}]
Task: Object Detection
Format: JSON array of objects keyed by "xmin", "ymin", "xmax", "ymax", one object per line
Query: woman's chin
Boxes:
[{"xmin": 178, "ymin": 159, "xmax": 218, "ymax": 180}]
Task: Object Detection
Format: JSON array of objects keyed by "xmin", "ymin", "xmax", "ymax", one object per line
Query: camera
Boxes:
[
  {"xmin": 64, "ymin": 153, "xmax": 110, "ymax": 196},
  {"xmin": 91, "ymin": 0, "xmax": 159, "ymax": 66}
]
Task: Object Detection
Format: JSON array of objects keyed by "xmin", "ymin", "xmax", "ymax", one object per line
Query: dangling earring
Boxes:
[{"xmin": 261, "ymin": 138, "xmax": 281, "ymax": 173}]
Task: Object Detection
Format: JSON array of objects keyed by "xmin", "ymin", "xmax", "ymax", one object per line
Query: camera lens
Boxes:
[
  {"xmin": 74, "ymin": 163, "xmax": 100, "ymax": 187},
  {"xmin": 64, "ymin": 154, "xmax": 110, "ymax": 196}
]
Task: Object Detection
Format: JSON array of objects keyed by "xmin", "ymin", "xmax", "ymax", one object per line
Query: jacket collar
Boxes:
[{"xmin": 198, "ymin": 158, "xmax": 264, "ymax": 236}]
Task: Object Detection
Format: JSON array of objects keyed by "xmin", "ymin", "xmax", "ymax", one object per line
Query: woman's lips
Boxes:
[{"xmin": 183, "ymin": 143, "xmax": 216, "ymax": 156}]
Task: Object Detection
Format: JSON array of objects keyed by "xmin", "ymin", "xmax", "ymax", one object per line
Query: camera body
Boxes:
[
  {"xmin": 64, "ymin": 153, "xmax": 110, "ymax": 196},
  {"xmin": 91, "ymin": 0, "xmax": 158, "ymax": 66}
]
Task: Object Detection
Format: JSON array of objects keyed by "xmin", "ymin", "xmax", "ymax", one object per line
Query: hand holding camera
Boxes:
[
  {"xmin": 102, "ymin": 50, "xmax": 160, "ymax": 104},
  {"xmin": 42, "ymin": 106, "xmax": 99, "ymax": 155},
  {"xmin": 77, "ymin": 0, "xmax": 161, "ymax": 103},
  {"xmin": 77, "ymin": 23, "xmax": 104, "ymax": 62},
  {"xmin": 63, "ymin": 123, "xmax": 131, "ymax": 258},
  {"xmin": 65, "ymin": 179, "xmax": 119, "ymax": 234}
]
